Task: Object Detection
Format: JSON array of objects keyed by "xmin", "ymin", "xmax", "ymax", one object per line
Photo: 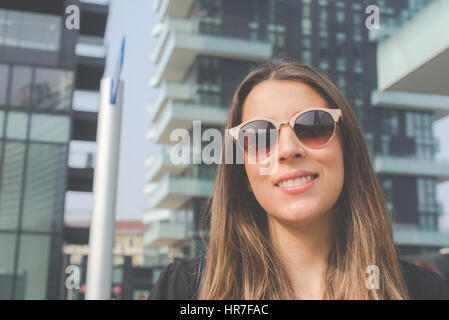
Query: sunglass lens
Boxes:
[
  {"xmin": 294, "ymin": 110, "xmax": 335, "ymax": 148},
  {"xmin": 239, "ymin": 120, "xmax": 277, "ymax": 159}
]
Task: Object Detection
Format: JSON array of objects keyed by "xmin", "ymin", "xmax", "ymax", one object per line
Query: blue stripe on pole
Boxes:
[{"xmin": 110, "ymin": 37, "xmax": 125, "ymax": 105}]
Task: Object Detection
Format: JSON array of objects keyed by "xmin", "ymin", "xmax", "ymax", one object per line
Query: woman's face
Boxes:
[{"xmin": 241, "ymin": 79, "xmax": 345, "ymax": 228}]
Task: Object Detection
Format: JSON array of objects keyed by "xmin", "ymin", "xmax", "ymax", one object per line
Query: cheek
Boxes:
[
  {"xmin": 244, "ymin": 160, "xmax": 273, "ymax": 202},
  {"xmin": 319, "ymin": 142, "xmax": 345, "ymax": 198}
]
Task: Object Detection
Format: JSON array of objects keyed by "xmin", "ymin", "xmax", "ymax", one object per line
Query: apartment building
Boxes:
[{"xmin": 144, "ymin": 0, "xmax": 449, "ymax": 272}]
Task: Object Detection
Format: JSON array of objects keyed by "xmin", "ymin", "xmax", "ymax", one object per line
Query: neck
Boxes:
[{"xmin": 268, "ymin": 211, "xmax": 335, "ymax": 299}]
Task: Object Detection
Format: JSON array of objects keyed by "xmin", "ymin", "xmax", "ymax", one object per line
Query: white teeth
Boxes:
[{"xmin": 278, "ymin": 175, "xmax": 316, "ymax": 188}]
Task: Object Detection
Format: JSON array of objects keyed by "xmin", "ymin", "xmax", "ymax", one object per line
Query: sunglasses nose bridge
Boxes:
[{"xmin": 278, "ymin": 121, "xmax": 291, "ymax": 133}]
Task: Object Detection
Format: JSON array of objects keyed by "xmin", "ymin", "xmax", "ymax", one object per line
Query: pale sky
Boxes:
[{"xmin": 65, "ymin": 0, "xmax": 449, "ymax": 229}]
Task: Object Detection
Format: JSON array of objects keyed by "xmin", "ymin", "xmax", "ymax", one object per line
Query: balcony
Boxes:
[
  {"xmin": 147, "ymin": 173, "xmax": 214, "ymax": 209},
  {"xmin": 146, "ymin": 146, "xmax": 189, "ymax": 182},
  {"xmin": 157, "ymin": 0, "xmax": 195, "ymax": 21},
  {"xmin": 146, "ymin": 101, "xmax": 228, "ymax": 144},
  {"xmin": 393, "ymin": 224, "xmax": 449, "ymax": 247},
  {"xmin": 69, "ymin": 141, "xmax": 96, "ymax": 169},
  {"xmin": 75, "ymin": 35, "xmax": 106, "ymax": 58},
  {"xmin": 373, "ymin": 155, "xmax": 449, "ymax": 182},
  {"xmin": 374, "ymin": 0, "xmax": 449, "ymax": 95},
  {"xmin": 149, "ymin": 81, "xmax": 193, "ymax": 122},
  {"xmin": 150, "ymin": 17, "xmax": 272, "ymax": 87},
  {"xmin": 72, "ymin": 89, "xmax": 100, "ymax": 112},
  {"xmin": 142, "ymin": 208, "xmax": 173, "ymax": 224},
  {"xmin": 143, "ymin": 221, "xmax": 186, "ymax": 247},
  {"xmin": 371, "ymin": 90, "xmax": 449, "ymax": 120}
]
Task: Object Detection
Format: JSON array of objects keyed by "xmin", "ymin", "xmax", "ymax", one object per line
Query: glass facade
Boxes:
[
  {"xmin": 0, "ymin": 111, "xmax": 69, "ymax": 298},
  {"xmin": 0, "ymin": 9, "xmax": 61, "ymax": 51},
  {"xmin": 32, "ymin": 68, "xmax": 73, "ymax": 110},
  {"xmin": 1, "ymin": 0, "xmax": 108, "ymax": 300},
  {"xmin": 0, "ymin": 62, "xmax": 71, "ymax": 298}
]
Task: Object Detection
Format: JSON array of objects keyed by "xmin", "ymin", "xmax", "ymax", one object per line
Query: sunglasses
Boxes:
[{"xmin": 229, "ymin": 107, "xmax": 342, "ymax": 160}]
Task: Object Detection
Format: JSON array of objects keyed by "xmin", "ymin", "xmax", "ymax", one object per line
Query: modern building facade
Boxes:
[
  {"xmin": 0, "ymin": 0, "xmax": 109, "ymax": 299},
  {"xmin": 144, "ymin": 0, "xmax": 449, "ymax": 272},
  {"xmin": 370, "ymin": 0, "xmax": 449, "ymax": 251}
]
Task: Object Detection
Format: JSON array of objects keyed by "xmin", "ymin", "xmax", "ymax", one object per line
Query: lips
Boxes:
[
  {"xmin": 274, "ymin": 169, "xmax": 319, "ymax": 186},
  {"xmin": 273, "ymin": 169, "xmax": 319, "ymax": 195}
]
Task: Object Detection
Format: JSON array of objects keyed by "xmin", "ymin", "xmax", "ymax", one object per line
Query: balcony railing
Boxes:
[
  {"xmin": 371, "ymin": 90, "xmax": 449, "ymax": 120},
  {"xmin": 143, "ymin": 220, "xmax": 187, "ymax": 247},
  {"xmin": 373, "ymin": 155, "xmax": 449, "ymax": 182},
  {"xmin": 72, "ymin": 90, "xmax": 100, "ymax": 112},
  {"xmin": 68, "ymin": 150, "xmax": 96, "ymax": 169},
  {"xmin": 147, "ymin": 100, "xmax": 229, "ymax": 144},
  {"xmin": 148, "ymin": 173, "xmax": 214, "ymax": 209},
  {"xmin": 145, "ymin": 146, "xmax": 189, "ymax": 182},
  {"xmin": 150, "ymin": 17, "xmax": 272, "ymax": 86},
  {"xmin": 75, "ymin": 35, "xmax": 106, "ymax": 58}
]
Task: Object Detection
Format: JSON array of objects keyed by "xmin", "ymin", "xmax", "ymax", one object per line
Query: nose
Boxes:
[{"xmin": 276, "ymin": 125, "xmax": 306, "ymax": 162}]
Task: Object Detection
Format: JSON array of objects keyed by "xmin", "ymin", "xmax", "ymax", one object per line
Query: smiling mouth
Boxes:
[{"xmin": 274, "ymin": 174, "xmax": 319, "ymax": 188}]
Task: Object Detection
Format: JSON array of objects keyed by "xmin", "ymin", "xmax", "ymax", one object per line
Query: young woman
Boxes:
[{"xmin": 149, "ymin": 61, "xmax": 449, "ymax": 300}]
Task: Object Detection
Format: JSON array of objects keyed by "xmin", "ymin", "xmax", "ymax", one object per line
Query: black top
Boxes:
[{"xmin": 148, "ymin": 256, "xmax": 449, "ymax": 300}]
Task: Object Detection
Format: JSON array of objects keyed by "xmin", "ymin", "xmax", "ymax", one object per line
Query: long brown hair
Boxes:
[{"xmin": 198, "ymin": 61, "xmax": 409, "ymax": 299}]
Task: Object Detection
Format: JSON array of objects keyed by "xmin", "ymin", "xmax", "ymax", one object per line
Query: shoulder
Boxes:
[
  {"xmin": 398, "ymin": 258, "xmax": 449, "ymax": 300},
  {"xmin": 148, "ymin": 255, "xmax": 203, "ymax": 300}
]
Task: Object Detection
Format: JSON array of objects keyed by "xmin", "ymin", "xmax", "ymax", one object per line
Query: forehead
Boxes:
[{"xmin": 241, "ymin": 79, "xmax": 329, "ymax": 123}]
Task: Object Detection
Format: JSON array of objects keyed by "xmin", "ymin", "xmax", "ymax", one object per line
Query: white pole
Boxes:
[{"xmin": 85, "ymin": 78, "xmax": 124, "ymax": 300}]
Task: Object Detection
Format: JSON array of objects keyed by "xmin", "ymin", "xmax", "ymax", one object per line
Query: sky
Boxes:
[{"xmin": 65, "ymin": 0, "xmax": 449, "ymax": 228}]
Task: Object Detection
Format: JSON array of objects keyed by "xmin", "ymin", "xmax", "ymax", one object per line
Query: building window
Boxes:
[
  {"xmin": 267, "ymin": 24, "xmax": 286, "ymax": 57},
  {"xmin": 9, "ymin": 65, "xmax": 32, "ymax": 107},
  {"xmin": 381, "ymin": 110, "xmax": 399, "ymax": 137},
  {"xmin": 0, "ymin": 64, "xmax": 9, "ymax": 106},
  {"xmin": 199, "ymin": 0, "xmax": 222, "ymax": 18},
  {"xmin": 16, "ymin": 234, "xmax": 52, "ymax": 299},
  {"xmin": 249, "ymin": 21, "xmax": 259, "ymax": 41},
  {"xmin": 196, "ymin": 83, "xmax": 221, "ymax": 107},
  {"xmin": 31, "ymin": 68, "xmax": 73, "ymax": 110},
  {"xmin": 22, "ymin": 143, "xmax": 68, "ymax": 232},
  {"xmin": 381, "ymin": 178, "xmax": 393, "ymax": 204},
  {"xmin": 197, "ymin": 57, "xmax": 220, "ymax": 85},
  {"xmin": 302, "ymin": 50, "xmax": 312, "ymax": 65},
  {"xmin": 0, "ymin": 9, "xmax": 61, "ymax": 51},
  {"xmin": 318, "ymin": 6, "xmax": 328, "ymax": 37},
  {"xmin": 0, "ymin": 233, "xmax": 17, "ymax": 299},
  {"xmin": 405, "ymin": 111, "xmax": 435, "ymax": 160},
  {"xmin": 0, "ymin": 110, "xmax": 4, "ymax": 138},
  {"xmin": 381, "ymin": 134, "xmax": 390, "ymax": 156},
  {"xmin": 302, "ymin": 0, "xmax": 312, "ymax": 35},
  {"xmin": 198, "ymin": 16, "xmax": 222, "ymax": 36},
  {"xmin": 417, "ymin": 178, "xmax": 438, "ymax": 230},
  {"xmin": 336, "ymin": 10, "xmax": 345, "ymax": 33},
  {"xmin": 354, "ymin": 73, "xmax": 364, "ymax": 102},
  {"xmin": 319, "ymin": 38, "xmax": 328, "ymax": 68},
  {"xmin": 0, "ymin": 142, "xmax": 26, "ymax": 230},
  {"xmin": 29, "ymin": 114, "xmax": 70, "ymax": 143},
  {"xmin": 352, "ymin": 9, "xmax": 363, "ymax": 41},
  {"xmin": 6, "ymin": 111, "xmax": 28, "ymax": 140},
  {"xmin": 365, "ymin": 132, "xmax": 374, "ymax": 159},
  {"xmin": 336, "ymin": 74, "xmax": 346, "ymax": 96},
  {"xmin": 336, "ymin": 36, "xmax": 346, "ymax": 71}
]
